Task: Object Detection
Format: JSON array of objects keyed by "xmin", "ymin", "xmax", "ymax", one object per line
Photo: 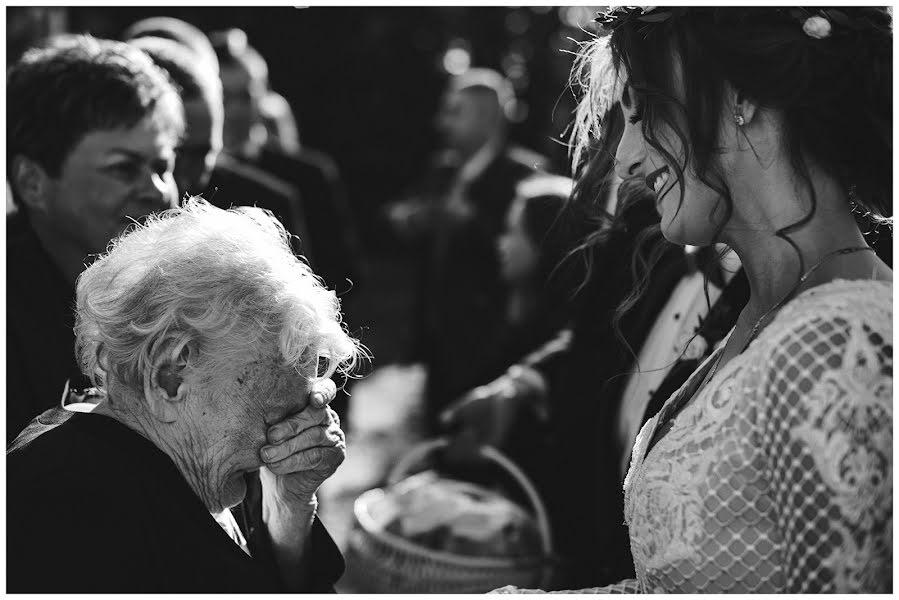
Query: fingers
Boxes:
[
  {"xmin": 264, "ymin": 434, "xmax": 346, "ymax": 477},
  {"xmin": 263, "ymin": 406, "xmax": 343, "ymax": 464},
  {"xmin": 309, "ymin": 378, "xmax": 338, "ymax": 409},
  {"xmin": 262, "ymin": 420, "xmax": 328, "ymax": 463},
  {"xmin": 267, "ymin": 404, "xmax": 331, "ymax": 445}
]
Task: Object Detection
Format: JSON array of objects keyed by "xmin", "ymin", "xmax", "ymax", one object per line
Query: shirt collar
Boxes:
[{"xmin": 456, "ymin": 135, "xmax": 503, "ymax": 184}]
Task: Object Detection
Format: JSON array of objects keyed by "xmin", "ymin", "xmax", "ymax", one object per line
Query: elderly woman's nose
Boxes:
[{"xmin": 615, "ymin": 123, "xmax": 645, "ymax": 179}]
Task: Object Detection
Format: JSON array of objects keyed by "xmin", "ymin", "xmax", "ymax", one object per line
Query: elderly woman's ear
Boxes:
[{"xmin": 143, "ymin": 340, "xmax": 194, "ymax": 423}]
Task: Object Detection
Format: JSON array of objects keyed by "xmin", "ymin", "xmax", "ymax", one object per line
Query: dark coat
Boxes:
[
  {"xmin": 207, "ymin": 153, "xmax": 314, "ymax": 261},
  {"xmin": 253, "ymin": 147, "xmax": 366, "ymax": 294},
  {"xmin": 7, "ymin": 408, "xmax": 344, "ymax": 593},
  {"xmin": 534, "ymin": 213, "xmax": 686, "ymax": 589},
  {"xmin": 520, "ymin": 199, "xmax": 750, "ymax": 588},
  {"xmin": 6, "ymin": 211, "xmax": 90, "ymax": 443}
]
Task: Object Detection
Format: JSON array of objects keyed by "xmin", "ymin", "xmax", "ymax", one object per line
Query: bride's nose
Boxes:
[{"xmin": 615, "ymin": 121, "xmax": 646, "ymax": 180}]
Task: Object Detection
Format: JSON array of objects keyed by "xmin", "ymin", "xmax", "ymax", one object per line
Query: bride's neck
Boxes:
[{"xmin": 722, "ymin": 166, "xmax": 878, "ymax": 318}]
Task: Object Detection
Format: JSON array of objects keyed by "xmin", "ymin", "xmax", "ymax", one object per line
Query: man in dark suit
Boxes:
[
  {"xmin": 6, "ymin": 35, "xmax": 183, "ymax": 442},
  {"xmin": 388, "ymin": 69, "xmax": 548, "ymax": 431},
  {"xmin": 123, "ymin": 24, "xmax": 313, "ymax": 264}
]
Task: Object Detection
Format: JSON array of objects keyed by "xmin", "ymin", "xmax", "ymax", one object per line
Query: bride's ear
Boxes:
[{"xmin": 727, "ymin": 82, "xmax": 759, "ymax": 127}]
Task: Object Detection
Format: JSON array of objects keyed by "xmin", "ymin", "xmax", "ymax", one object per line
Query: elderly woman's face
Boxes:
[{"xmin": 184, "ymin": 349, "xmax": 312, "ymax": 513}]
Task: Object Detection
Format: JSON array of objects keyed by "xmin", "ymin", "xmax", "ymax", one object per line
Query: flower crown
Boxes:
[{"xmin": 594, "ymin": 6, "xmax": 888, "ymax": 41}]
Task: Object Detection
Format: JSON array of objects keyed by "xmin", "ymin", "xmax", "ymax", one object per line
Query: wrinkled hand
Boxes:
[{"xmin": 259, "ymin": 379, "xmax": 345, "ymax": 503}]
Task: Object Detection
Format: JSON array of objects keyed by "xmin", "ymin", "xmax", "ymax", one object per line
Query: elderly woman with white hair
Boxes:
[{"xmin": 8, "ymin": 198, "xmax": 362, "ymax": 593}]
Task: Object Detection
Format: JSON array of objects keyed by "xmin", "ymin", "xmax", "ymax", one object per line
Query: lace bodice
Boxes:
[
  {"xmin": 493, "ymin": 278, "xmax": 892, "ymax": 595},
  {"xmin": 615, "ymin": 278, "xmax": 892, "ymax": 593}
]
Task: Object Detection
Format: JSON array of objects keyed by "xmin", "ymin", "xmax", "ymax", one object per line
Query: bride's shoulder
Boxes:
[
  {"xmin": 778, "ymin": 278, "xmax": 891, "ymax": 328},
  {"xmin": 748, "ymin": 278, "xmax": 891, "ymax": 366}
]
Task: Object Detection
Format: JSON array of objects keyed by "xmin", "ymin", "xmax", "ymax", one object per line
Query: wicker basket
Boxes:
[{"xmin": 344, "ymin": 438, "xmax": 554, "ymax": 593}]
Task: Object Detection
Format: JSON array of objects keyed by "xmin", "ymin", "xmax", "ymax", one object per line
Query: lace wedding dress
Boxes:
[{"xmin": 496, "ymin": 279, "xmax": 892, "ymax": 593}]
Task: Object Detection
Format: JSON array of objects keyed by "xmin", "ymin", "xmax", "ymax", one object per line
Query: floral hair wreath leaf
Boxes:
[
  {"xmin": 636, "ymin": 12, "xmax": 671, "ymax": 23},
  {"xmin": 594, "ymin": 6, "xmax": 887, "ymax": 39}
]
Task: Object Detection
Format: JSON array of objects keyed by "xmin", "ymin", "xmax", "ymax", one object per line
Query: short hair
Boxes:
[
  {"xmin": 122, "ymin": 16, "xmax": 219, "ymax": 76},
  {"xmin": 510, "ymin": 174, "xmax": 595, "ymax": 308},
  {"xmin": 514, "ymin": 174, "xmax": 576, "ymax": 272},
  {"xmin": 7, "ymin": 34, "xmax": 184, "ymax": 201},
  {"xmin": 450, "ymin": 67, "xmax": 516, "ymax": 118},
  {"xmin": 209, "ymin": 28, "xmax": 269, "ymax": 89},
  {"xmin": 128, "ymin": 36, "xmax": 222, "ymax": 114},
  {"xmin": 74, "ymin": 197, "xmax": 361, "ymax": 395},
  {"xmin": 516, "ymin": 174, "xmax": 574, "ymax": 209}
]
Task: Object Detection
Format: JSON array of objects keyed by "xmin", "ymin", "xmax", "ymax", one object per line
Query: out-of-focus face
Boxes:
[
  {"xmin": 497, "ymin": 196, "xmax": 540, "ymax": 285},
  {"xmin": 183, "ymin": 348, "xmax": 313, "ymax": 513},
  {"xmin": 436, "ymin": 88, "xmax": 500, "ymax": 154},
  {"xmin": 219, "ymin": 62, "xmax": 262, "ymax": 154},
  {"xmin": 175, "ymin": 96, "xmax": 223, "ymax": 196},
  {"xmin": 615, "ymin": 79, "xmax": 726, "ymax": 247},
  {"xmin": 40, "ymin": 116, "xmax": 178, "ymax": 256}
]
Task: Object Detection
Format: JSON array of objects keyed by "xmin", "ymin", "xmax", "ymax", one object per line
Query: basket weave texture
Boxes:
[{"xmin": 345, "ymin": 487, "xmax": 547, "ymax": 593}]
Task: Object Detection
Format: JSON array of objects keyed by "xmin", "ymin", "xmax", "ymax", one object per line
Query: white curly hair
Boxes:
[{"xmin": 74, "ymin": 197, "xmax": 362, "ymax": 394}]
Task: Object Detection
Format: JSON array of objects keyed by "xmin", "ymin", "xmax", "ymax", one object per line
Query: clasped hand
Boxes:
[{"xmin": 258, "ymin": 379, "xmax": 345, "ymax": 504}]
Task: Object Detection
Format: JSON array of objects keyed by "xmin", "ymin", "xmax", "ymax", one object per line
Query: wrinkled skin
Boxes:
[{"xmin": 151, "ymin": 350, "xmax": 343, "ymax": 514}]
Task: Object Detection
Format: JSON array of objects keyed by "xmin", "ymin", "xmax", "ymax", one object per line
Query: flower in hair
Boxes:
[{"xmin": 802, "ymin": 15, "xmax": 832, "ymax": 39}]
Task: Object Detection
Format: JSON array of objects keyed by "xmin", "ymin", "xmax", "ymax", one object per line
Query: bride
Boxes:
[{"xmin": 499, "ymin": 6, "xmax": 892, "ymax": 593}]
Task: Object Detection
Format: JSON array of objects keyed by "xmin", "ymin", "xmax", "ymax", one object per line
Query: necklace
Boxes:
[{"xmin": 702, "ymin": 245, "xmax": 875, "ymax": 385}]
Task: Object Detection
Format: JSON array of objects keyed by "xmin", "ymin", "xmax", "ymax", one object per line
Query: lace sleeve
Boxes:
[
  {"xmin": 757, "ymin": 309, "xmax": 892, "ymax": 593},
  {"xmin": 490, "ymin": 579, "xmax": 642, "ymax": 593}
]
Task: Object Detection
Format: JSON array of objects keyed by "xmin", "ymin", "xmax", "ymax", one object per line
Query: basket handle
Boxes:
[{"xmin": 386, "ymin": 437, "xmax": 554, "ymax": 563}]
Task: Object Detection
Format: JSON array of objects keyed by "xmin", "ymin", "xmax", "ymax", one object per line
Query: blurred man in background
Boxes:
[
  {"xmin": 209, "ymin": 28, "xmax": 365, "ymax": 295},
  {"xmin": 122, "ymin": 24, "xmax": 222, "ymax": 197},
  {"xmin": 127, "ymin": 20, "xmax": 361, "ymax": 420},
  {"xmin": 387, "ymin": 68, "xmax": 548, "ymax": 432},
  {"xmin": 122, "ymin": 15, "xmax": 220, "ymax": 78},
  {"xmin": 6, "ymin": 35, "xmax": 183, "ymax": 442},
  {"xmin": 123, "ymin": 19, "xmax": 312, "ymax": 262}
]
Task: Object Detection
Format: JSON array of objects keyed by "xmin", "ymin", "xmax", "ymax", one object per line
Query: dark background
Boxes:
[{"xmin": 7, "ymin": 5, "xmax": 601, "ymax": 365}]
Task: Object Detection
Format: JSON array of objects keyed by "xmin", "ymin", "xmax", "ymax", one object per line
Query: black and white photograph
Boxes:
[{"xmin": 4, "ymin": 4, "xmax": 893, "ymax": 593}]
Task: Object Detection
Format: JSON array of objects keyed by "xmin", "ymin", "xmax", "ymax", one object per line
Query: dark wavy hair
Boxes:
[
  {"xmin": 126, "ymin": 36, "xmax": 221, "ymax": 108},
  {"xmin": 572, "ymin": 7, "xmax": 892, "ymax": 278},
  {"xmin": 7, "ymin": 34, "xmax": 184, "ymax": 207},
  {"xmin": 566, "ymin": 99, "xmax": 669, "ymax": 344},
  {"xmin": 511, "ymin": 175, "xmax": 595, "ymax": 315},
  {"xmin": 122, "ymin": 16, "xmax": 220, "ymax": 76}
]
